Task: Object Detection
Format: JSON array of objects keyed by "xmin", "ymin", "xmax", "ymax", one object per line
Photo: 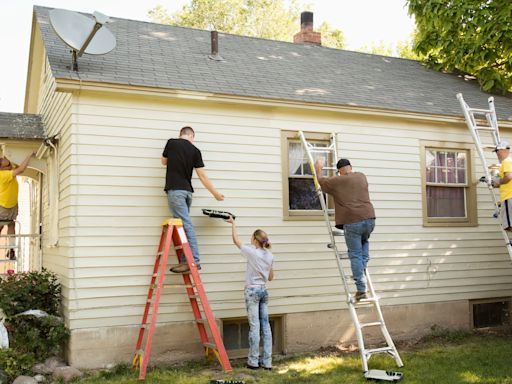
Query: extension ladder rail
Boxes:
[
  {"xmin": 457, "ymin": 93, "xmax": 512, "ymax": 261},
  {"xmin": 298, "ymin": 131, "xmax": 403, "ymax": 373},
  {"xmin": 132, "ymin": 218, "xmax": 232, "ymax": 380}
]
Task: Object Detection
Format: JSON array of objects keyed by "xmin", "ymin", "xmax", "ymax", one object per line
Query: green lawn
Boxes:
[{"xmin": 76, "ymin": 332, "xmax": 512, "ymax": 384}]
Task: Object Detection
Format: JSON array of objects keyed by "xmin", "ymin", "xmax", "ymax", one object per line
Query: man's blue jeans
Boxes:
[
  {"xmin": 244, "ymin": 287, "xmax": 272, "ymax": 368},
  {"xmin": 343, "ymin": 218, "xmax": 375, "ymax": 293},
  {"xmin": 166, "ymin": 190, "xmax": 200, "ymax": 264}
]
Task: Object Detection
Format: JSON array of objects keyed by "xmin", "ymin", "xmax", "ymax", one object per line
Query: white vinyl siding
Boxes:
[
  {"xmin": 38, "ymin": 55, "xmax": 73, "ymax": 321},
  {"xmin": 49, "ymin": 91, "xmax": 512, "ymax": 330}
]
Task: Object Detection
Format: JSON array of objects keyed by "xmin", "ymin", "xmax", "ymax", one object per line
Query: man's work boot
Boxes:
[
  {"xmin": 354, "ymin": 291, "xmax": 367, "ymax": 301},
  {"xmin": 170, "ymin": 263, "xmax": 190, "ymax": 273}
]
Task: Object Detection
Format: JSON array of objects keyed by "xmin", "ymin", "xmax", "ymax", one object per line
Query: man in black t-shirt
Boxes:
[{"xmin": 162, "ymin": 126, "xmax": 224, "ymax": 273}]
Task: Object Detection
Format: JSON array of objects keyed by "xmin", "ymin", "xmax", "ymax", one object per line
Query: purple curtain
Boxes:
[{"xmin": 427, "ymin": 186, "xmax": 465, "ymax": 217}]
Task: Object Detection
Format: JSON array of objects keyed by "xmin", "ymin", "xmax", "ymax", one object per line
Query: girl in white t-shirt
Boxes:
[{"xmin": 225, "ymin": 217, "xmax": 274, "ymax": 370}]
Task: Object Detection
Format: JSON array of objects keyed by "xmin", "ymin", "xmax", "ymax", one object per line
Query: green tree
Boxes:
[
  {"xmin": 357, "ymin": 41, "xmax": 394, "ymax": 56},
  {"xmin": 396, "ymin": 33, "xmax": 421, "ymax": 60},
  {"xmin": 407, "ymin": 0, "xmax": 512, "ymax": 93},
  {"xmin": 318, "ymin": 21, "xmax": 345, "ymax": 49},
  {"xmin": 148, "ymin": 0, "xmax": 345, "ymax": 49}
]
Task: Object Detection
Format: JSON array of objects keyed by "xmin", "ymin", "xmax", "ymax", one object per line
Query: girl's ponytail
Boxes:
[{"xmin": 253, "ymin": 229, "xmax": 271, "ymax": 249}]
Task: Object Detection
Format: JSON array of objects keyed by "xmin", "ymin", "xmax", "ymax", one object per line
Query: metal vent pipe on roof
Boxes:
[
  {"xmin": 208, "ymin": 30, "xmax": 223, "ymax": 61},
  {"xmin": 300, "ymin": 11, "xmax": 314, "ymax": 31}
]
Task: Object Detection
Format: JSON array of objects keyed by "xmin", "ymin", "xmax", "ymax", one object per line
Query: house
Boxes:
[{"xmin": 14, "ymin": 5, "xmax": 512, "ymax": 368}]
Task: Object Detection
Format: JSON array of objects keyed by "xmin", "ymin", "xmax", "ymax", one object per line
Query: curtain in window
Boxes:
[{"xmin": 426, "ymin": 186, "xmax": 465, "ymax": 217}]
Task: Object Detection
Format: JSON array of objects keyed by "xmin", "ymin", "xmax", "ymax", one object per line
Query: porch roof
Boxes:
[{"xmin": 0, "ymin": 113, "xmax": 45, "ymax": 139}]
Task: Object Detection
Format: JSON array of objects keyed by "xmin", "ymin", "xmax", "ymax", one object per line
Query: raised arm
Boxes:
[
  {"xmin": 195, "ymin": 167, "xmax": 224, "ymax": 201},
  {"xmin": 12, "ymin": 152, "xmax": 35, "ymax": 177},
  {"xmin": 225, "ymin": 217, "xmax": 242, "ymax": 249}
]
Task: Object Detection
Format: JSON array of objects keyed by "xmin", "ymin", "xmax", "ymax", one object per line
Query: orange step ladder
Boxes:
[{"xmin": 132, "ymin": 218, "xmax": 232, "ymax": 380}]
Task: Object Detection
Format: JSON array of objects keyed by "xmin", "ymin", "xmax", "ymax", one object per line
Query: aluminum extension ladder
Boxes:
[
  {"xmin": 132, "ymin": 218, "xmax": 232, "ymax": 380},
  {"xmin": 298, "ymin": 131, "xmax": 403, "ymax": 376},
  {"xmin": 457, "ymin": 93, "xmax": 512, "ymax": 262}
]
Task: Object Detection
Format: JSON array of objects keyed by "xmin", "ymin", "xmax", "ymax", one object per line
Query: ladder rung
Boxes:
[
  {"xmin": 196, "ymin": 319, "xmax": 206, "ymax": 324},
  {"xmin": 353, "ymin": 297, "xmax": 377, "ymax": 305},
  {"xmin": 474, "ymin": 126, "xmax": 495, "ymax": 131},
  {"xmin": 469, "ymin": 108, "xmax": 492, "ymax": 114},
  {"xmin": 162, "ymin": 284, "xmax": 195, "ymax": 289},
  {"xmin": 203, "ymin": 342, "xmax": 217, "ymax": 349},
  {"xmin": 365, "ymin": 346, "xmax": 394, "ymax": 354},
  {"xmin": 308, "ymin": 148, "xmax": 335, "ymax": 153},
  {"xmin": 188, "ymin": 294, "xmax": 199, "ymax": 299},
  {"xmin": 360, "ymin": 321, "xmax": 383, "ymax": 328},
  {"xmin": 174, "ymin": 246, "xmax": 183, "ymax": 250}
]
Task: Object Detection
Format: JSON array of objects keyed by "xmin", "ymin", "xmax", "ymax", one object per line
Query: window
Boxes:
[
  {"xmin": 421, "ymin": 142, "xmax": 477, "ymax": 226},
  {"xmin": 222, "ymin": 316, "xmax": 284, "ymax": 358},
  {"xmin": 281, "ymin": 131, "xmax": 334, "ymax": 219},
  {"xmin": 471, "ymin": 298, "xmax": 510, "ymax": 329}
]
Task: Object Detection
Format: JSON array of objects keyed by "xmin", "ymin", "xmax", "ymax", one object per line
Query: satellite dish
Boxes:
[{"xmin": 49, "ymin": 9, "xmax": 116, "ymax": 71}]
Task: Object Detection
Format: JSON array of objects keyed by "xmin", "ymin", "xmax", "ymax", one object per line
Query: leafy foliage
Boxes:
[
  {"xmin": 407, "ymin": 0, "xmax": 512, "ymax": 93},
  {"xmin": 0, "ymin": 348, "xmax": 35, "ymax": 381},
  {"xmin": 148, "ymin": 0, "xmax": 345, "ymax": 49},
  {"xmin": 0, "ymin": 268, "xmax": 61, "ymax": 317},
  {"xmin": 0, "ymin": 269, "xmax": 68, "ymax": 378},
  {"xmin": 8, "ymin": 315, "xmax": 69, "ymax": 360}
]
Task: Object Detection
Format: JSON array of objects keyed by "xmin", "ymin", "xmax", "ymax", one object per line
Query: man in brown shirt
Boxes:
[{"xmin": 315, "ymin": 158, "xmax": 375, "ymax": 301}]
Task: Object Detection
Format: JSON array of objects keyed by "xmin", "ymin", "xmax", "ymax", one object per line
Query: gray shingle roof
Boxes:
[
  {"xmin": 34, "ymin": 6, "xmax": 512, "ymax": 120},
  {"xmin": 0, "ymin": 113, "xmax": 45, "ymax": 139}
]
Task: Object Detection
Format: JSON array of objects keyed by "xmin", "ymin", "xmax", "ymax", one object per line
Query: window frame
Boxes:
[
  {"xmin": 281, "ymin": 130, "xmax": 333, "ymax": 220},
  {"xmin": 420, "ymin": 141, "xmax": 477, "ymax": 227},
  {"xmin": 470, "ymin": 297, "xmax": 511, "ymax": 329}
]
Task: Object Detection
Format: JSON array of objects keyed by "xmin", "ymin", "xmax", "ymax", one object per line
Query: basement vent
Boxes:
[
  {"xmin": 471, "ymin": 298, "xmax": 510, "ymax": 329},
  {"xmin": 222, "ymin": 316, "xmax": 284, "ymax": 357}
]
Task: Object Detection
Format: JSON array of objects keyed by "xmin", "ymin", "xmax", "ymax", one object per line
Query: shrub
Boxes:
[
  {"xmin": 0, "ymin": 348, "xmax": 35, "ymax": 381},
  {"xmin": 8, "ymin": 315, "xmax": 69, "ymax": 360},
  {"xmin": 0, "ymin": 268, "xmax": 61, "ymax": 316},
  {"xmin": 0, "ymin": 268, "xmax": 69, "ymax": 364}
]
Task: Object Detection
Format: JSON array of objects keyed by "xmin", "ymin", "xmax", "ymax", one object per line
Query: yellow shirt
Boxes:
[
  {"xmin": 499, "ymin": 158, "xmax": 512, "ymax": 202},
  {"xmin": 0, "ymin": 170, "xmax": 18, "ymax": 208}
]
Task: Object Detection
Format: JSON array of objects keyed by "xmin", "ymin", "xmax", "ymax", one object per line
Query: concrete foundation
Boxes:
[{"xmin": 67, "ymin": 300, "xmax": 470, "ymax": 369}]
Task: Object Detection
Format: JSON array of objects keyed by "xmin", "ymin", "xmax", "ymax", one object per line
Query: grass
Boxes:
[{"xmin": 75, "ymin": 330, "xmax": 512, "ymax": 384}]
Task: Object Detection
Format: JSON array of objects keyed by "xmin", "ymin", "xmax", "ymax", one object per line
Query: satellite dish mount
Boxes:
[{"xmin": 49, "ymin": 9, "xmax": 116, "ymax": 71}]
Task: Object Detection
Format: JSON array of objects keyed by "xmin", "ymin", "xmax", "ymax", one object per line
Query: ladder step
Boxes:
[
  {"xmin": 196, "ymin": 319, "xmax": 207, "ymax": 324},
  {"xmin": 365, "ymin": 346, "xmax": 394, "ymax": 354},
  {"xmin": 353, "ymin": 297, "xmax": 378, "ymax": 305},
  {"xmin": 162, "ymin": 284, "xmax": 195, "ymax": 289},
  {"xmin": 360, "ymin": 321, "xmax": 383, "ymax": 328},
  {"xmin": 468, "ymin": 108, "xmax": 492, "ymax": 114},
  {"xmin": 308, "ymin": 148, "xmax": 335, "ymax": 153},
  {"xmin": 474, "ymin": 126, "xmax": 495, "ymax": 131},
  {"xmin": 188, "ymin": 294, "xmax": 200, "ymax": 299},
  {"xmin": 203, "ymin": 342, "xmax": 217, "ymax": 349}
]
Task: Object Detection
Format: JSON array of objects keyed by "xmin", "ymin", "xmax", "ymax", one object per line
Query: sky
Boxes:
[{"xmin": 0, "ymin": 0, "xmax": 414, "ymax": 113}]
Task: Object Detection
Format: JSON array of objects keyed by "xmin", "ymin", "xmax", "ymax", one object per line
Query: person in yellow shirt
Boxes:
[
  {"xmin": 492, "ymin": 141, "xmax": 512, "ymax": 230},
  {"xmin": 0, "ymin": 152, "xmax": 35, "ymax": 259}
]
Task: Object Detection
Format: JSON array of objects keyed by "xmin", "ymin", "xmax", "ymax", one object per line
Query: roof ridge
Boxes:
[{"xmin": 33, "ymin": 4, "xmax": 419, "ymax": 63}]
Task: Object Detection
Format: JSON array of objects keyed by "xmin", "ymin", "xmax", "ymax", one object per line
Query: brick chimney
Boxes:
[{"xmin": 293, "ymin": 11, "xmax": 321, "ymax": 45}]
